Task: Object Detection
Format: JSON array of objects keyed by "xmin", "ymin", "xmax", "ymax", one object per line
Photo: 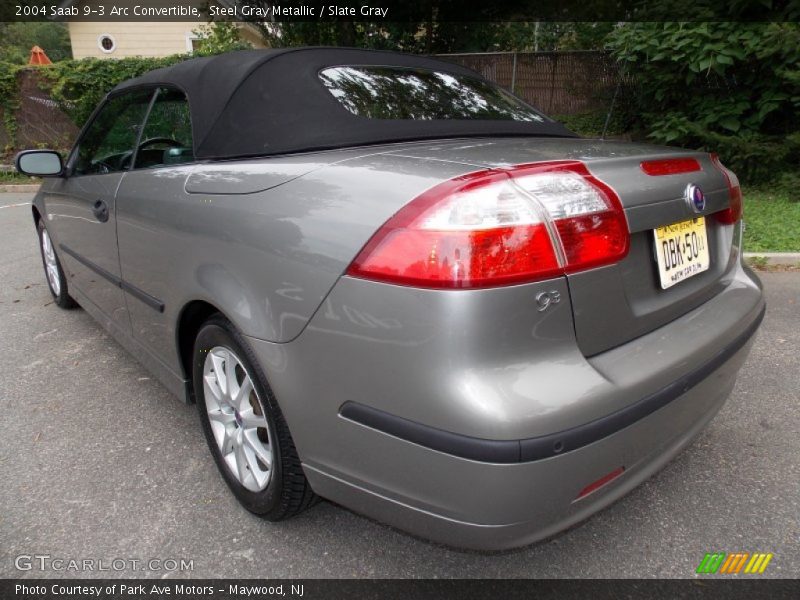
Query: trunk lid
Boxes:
[{"xmin": 385, "ymin": 138, "xmax": 738, "ymax": 355}]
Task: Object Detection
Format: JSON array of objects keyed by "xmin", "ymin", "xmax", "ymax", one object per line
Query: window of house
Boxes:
[
  {"xmin": 188, "ymin": 36, "xmax": 202, "ymax": 54},
  {"xmin": 97, "ymin": 34, "xmax": 116, "ymax": 54}
]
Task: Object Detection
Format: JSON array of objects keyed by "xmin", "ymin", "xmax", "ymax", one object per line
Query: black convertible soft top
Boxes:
[{"xmin": 112, "ymin": 47, "xmax": 576, "ymax": 160}]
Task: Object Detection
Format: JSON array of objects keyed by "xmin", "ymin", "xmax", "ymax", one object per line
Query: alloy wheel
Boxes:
[
  {"xmin": 41, "ymin": 229, "xmax": 61, "ymax": 296},
  {"xmin": 203, "ymin": 346, "xmax": 273, "ymax": 492}
]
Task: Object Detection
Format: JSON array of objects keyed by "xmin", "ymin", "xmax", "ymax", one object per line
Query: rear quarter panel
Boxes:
[{"xmin": 114, "ymin": 151, "xmax": 479, "ymax": 375}]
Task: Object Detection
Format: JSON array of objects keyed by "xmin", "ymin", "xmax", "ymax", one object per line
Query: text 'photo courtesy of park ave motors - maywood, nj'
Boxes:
[{"xmin": 14, "ymin": 583, "xmax": 304, "ymax": 597}]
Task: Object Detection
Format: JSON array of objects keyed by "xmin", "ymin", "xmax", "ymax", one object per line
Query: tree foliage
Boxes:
[
  {"xmin": 35, "ymin": 23, "xmax": 256, "ymax": 126},
  {"xmin": 41, "ymin": 56, "xmax": 186, "ymax": 126},
  {"xmin": 0, "ymin": 61, "xmax": 22, "ymax": 151},
  {"xmin": 0, "ymin": 22, "xmax": 72, "ymax": 63},
  {"xmin": 259, "ymin": 21, "xmax": 612, "ymax": 54},
  {"xmin": 607, "ymin": 22, "xmax": 800, "ymax": 182},
  {"xmin": 192, "ymin": 22, "xmax": 254, "ymax": 56},
  {"xmin": 1, "ymin": 24, "xmax": 254, "ymax": 155}
]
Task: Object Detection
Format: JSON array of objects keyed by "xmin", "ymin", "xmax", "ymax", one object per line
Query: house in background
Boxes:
[{"xmin": 61, "ymin": 1, "xmax": 265, "ymax": 58}]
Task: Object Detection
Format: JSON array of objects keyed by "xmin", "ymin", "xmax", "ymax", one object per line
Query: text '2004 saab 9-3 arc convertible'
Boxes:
[{"xmin": 16, "ymin": 48, "xmax": 764, "ymax": 550}]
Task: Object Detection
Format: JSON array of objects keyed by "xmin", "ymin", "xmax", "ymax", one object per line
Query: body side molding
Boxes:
[{"xmin": 59, "ymin": 244, "xmax": 165, "ymax": 313}]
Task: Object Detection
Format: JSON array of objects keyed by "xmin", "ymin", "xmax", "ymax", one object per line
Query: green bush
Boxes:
[
  {"xmin": 192, "ymin": 22, "xmax": 253, "ymax": 56},
  {"xmin": 772, "ymin": 170, "xmax": 800, "ymax": 197},
  {"xmin": 37, "ymin": 23, "xmax": 258, "ymax": 126},
  {"xmin": 0, "ymin": 56, "xmax": 192, "ymax": 156},
  {"xmin": 1, "ymin": 26, "xmax": 254, "ymax": 153},
  {"xmin": 0, "ymin": 61, "xmax": 22, "ymax": 152},
  {"xmin": 607, "ymin": 22, "xmax": 800, "ymax": 184},
  {"xmin": 0, "ymin": 22, "xmax": 72, "ymax": 64},
  {"xmin": 40, "ymin": 55, "xmax": 188, "ymax": 126}
]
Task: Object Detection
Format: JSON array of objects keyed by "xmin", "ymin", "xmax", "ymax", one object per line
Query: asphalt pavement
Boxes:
[{"xmin": 1, "ymin": 192, "xmax": 798, "ymax": 579}]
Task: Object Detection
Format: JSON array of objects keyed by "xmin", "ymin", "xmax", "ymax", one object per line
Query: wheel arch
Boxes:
[{"xmin": 175, "ymin": 299, "xmax": 223, "ymax": 403}]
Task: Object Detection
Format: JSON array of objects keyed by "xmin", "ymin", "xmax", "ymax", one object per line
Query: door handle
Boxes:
[{"xmin": 92, "ymin": 199, "xmax": 109, "ymax": 223}]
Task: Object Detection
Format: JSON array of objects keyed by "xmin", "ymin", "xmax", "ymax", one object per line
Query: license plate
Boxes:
[{"xmin": 653, "ymin": 217, "xmax": 710, "ymax": 289}]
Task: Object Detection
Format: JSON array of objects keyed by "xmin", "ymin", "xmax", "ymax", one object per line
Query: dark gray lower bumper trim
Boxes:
[{"xmin": 340, "ymin": 303, "xmax": 765, "ymax": 464}]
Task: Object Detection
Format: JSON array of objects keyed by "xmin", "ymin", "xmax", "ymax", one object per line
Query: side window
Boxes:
[
  {"xmin": 71, "ymin": 90, "xmax": 154, "ymax": 176},
  {"xmin": 134, "ymin": 88, "xmax": 194, "ymax": 169}
]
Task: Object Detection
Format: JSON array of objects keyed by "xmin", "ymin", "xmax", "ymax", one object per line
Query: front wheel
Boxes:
[
  {"xmin": 37, "ymin": 220, "xmax": 76, "ymax": 309},
  {"xmin": 193, "ymin": 315, "xmax": 317, "ymax": 519}
]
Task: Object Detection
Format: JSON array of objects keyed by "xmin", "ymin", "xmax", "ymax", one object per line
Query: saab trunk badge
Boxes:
[{"xmin": 685, "ymin": 183, "xmax": 706, "ymax": 213}]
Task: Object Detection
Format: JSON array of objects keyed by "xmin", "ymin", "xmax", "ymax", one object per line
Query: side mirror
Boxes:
[{"xmin": 15, "ymin": 150, "xmax": 64, "ymax": 177}]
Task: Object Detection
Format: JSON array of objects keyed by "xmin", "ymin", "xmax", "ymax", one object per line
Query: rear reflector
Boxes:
[
  {"xmin": 347, "ymin": 161, "xmax": 629, "ymax": 289},
  {"xmin": 640, "ymin": 158, "xmax": 701, "ymax": 176},
  {"xmin": 710, "ymin": 153, "xmax": 743, "ymax": 224},
  {"xmin": 575, "ymin": 466, "xmax": 625, "ymax": 501}
]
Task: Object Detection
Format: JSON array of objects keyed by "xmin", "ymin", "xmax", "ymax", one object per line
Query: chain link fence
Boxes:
[{"xmin": 0, "ymin": 69, "xmax": 79, "ymax": 158}]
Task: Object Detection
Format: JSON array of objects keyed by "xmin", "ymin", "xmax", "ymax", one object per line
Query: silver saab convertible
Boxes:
[{"xmin": 16, "ymin": 48, "xmax": 764, "ymax": 550}]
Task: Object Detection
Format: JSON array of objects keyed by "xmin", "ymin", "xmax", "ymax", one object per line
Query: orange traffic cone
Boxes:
[{"xmin": 28, "ymin": 46, "xmax": 52, "ymax": 65}]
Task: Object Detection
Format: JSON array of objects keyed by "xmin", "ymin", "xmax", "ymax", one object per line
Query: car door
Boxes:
[
  {"xmin": 115, "ymin": 87, "xmax": 196, "ymax": 373},
  {"xmin": 46, "ymin": 88, "xmax": 155, "ymax": 328}
]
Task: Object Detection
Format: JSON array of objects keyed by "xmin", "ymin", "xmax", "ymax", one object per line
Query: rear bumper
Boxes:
[
  {"xmin": 339, "ymin": 303, "xmax": 762, "ymax": 464},
  {"xmin": 246, "ymin": 261, "xmax": 764, "ymax": 550},
  {"xmin": 306, "ymin": 353, "xmax": 743, "ymax": 550}
]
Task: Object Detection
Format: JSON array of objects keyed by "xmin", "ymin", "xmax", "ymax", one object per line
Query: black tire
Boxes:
[
  {"xmin": 36, "ymin": 219, "xmax": 77, "ymax": 309},
  {"xmin": 193, "ymin": 315, "xmax": 317, "ymax": 519}
]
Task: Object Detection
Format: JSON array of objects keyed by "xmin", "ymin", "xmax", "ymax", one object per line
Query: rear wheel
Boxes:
[
  {"xmin": 193, "ymin": 315, "xmax": 317, "ymax": 519},
  {"xmin": 37, "ymin": 220, "xmax": 76, "ymax": 309}
]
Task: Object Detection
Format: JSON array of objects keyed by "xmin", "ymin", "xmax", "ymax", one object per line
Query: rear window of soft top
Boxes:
[{"xmin": 319, "ymin": 65, "xmax": 548, "ymax": 122}]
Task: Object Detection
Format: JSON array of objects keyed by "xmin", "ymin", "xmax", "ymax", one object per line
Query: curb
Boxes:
[
  {"xmin": 744, "ymin": 252, "xmax": 800, "ymax": 266},
  {"xmin": 0, "ymin": 184, "xmax": 40, "ymax": 192}
]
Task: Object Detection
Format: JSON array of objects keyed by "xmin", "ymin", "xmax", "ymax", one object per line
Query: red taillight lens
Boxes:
[
  {"xmin": 510, "ymin": 162, "xmax": 629, "ymax": 273},
  {"xmin": 710, "ymin": 153, "xmax": 743, "ymax": 224},
  {"xmin": 347, "ymin": 161, "xmax": 629, "ymax": 289},
  {"xmin": 640, "ymin": 157, "xmax": 701, "ymax": 176}
]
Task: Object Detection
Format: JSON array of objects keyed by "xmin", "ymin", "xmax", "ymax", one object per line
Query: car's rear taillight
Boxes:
[
  {"xmin": 346, "ymin": 161, "xmax": 629, "ymax": 289},
  {"xmin": 710, "ymin": 153, "xmax": 743, "ymax": 225}
]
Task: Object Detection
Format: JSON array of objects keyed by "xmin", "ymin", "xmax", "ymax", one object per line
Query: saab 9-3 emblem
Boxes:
[{"xmin": 685, "ymin": 184, "xmax": 706, "ymax": 213}]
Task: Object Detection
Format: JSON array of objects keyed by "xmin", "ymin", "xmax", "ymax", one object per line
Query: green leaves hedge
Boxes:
[
  {"xmin": 607, "ymin": 22, "xmax": 800, "ymax": 183},
  {"xmin": 0, "ymin": 22, "xmax": 253, "ymax": 154},
  {"xmin": 0, "ymin": 56, "xmax": 188, "ymax": 153},
  {"xmin": 42, "ymin": 55, "xmax": 187, "ymax": 126},
  {"xmin": 0, "ymin": 61, "xmax": 20, "ymax": 151}
]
